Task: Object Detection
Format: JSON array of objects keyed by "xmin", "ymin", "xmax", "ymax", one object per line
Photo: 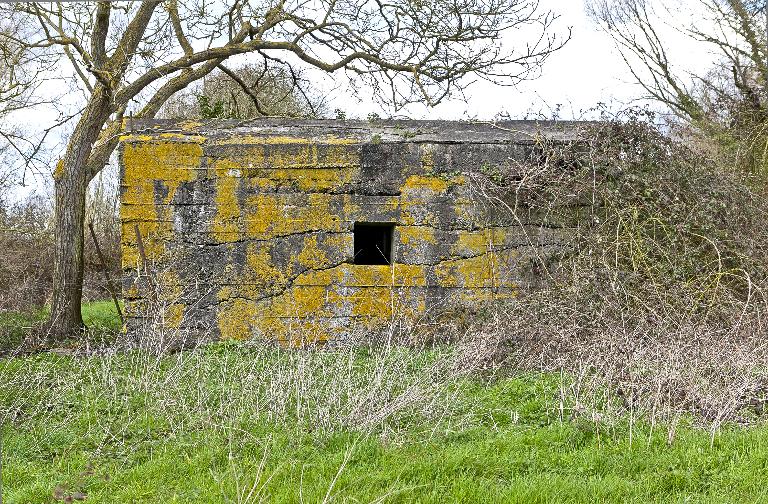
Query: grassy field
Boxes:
[
  {"xmin": 2, "ymin": 303, "xmax": 768, "ymax": 502},
  {"xmin": 0, "ymin": 300, "xmax": 122, "ymax": 350}
]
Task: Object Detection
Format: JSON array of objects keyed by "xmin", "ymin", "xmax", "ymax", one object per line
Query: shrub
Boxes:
[
  {"xmin": 472, "ymin": 110, "xmax": 768, "ymax": 429},
  {"xmin": 0, "ymin": 192, "xmax": 53, "ymax": 311},
  {"xmin": 0, "ymin": 176, "xmax": 121, "ymax": 317}
]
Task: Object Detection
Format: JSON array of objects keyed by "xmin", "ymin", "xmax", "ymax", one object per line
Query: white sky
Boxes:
[{"xmin": 330, "ymin": 0, "xmax": 718, "ymax": 120}]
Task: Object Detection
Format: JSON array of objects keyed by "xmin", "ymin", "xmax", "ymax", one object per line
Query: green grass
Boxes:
[
  {"xmin": 0, "ymin": 308, "xmax": 46, "ymax": 349},
  {"xmin": 80, "ymin": 299, "xmax": 123, "ymax": 333},
  {"xmin": 0, "ymin": 300, "xmax": 122, "ymax": 349},
  {"xmin": 2, "ymin": 343, "xmax": 768, "ymax": 503}
]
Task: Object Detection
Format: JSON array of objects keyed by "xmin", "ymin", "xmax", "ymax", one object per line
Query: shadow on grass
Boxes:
[{"xmin": 0, "ymin": 300, "xmax": 123, "ymax": 353}]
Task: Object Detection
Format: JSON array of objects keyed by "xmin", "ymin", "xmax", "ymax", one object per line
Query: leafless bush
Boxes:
[
  {"xmin": 465, "ymin": 111, "xmax": 768, "ymax": 431},
  {"xmin": 0, "ymin": 170, "xmax": 120, "ymax": 317},
  {"xmin": 0, "ymin": 192, "xmax": 53, "ymax": 311}
]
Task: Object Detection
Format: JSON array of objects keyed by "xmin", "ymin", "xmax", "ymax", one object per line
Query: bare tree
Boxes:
[
  {"xmin": 1, "ymin": 12, "xmax": 59, "ymax": 179},
  {"xmin": 587, "ymin": 0, "xmax": 768, "ymax": 173},
  {"xmin": 160, "ymin": 63, "xmax": 325, "ymax": 120},
  {"xmin": 0, "ymin": 0, "xmax": 568, "ymax": 339},
  {"xmin": 1, "ymin": 16, "xmax": 38, "ymax": 191}
]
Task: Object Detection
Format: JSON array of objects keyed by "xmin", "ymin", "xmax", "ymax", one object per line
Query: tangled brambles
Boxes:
[{"xmin": 471, "ymin": 111, "xmax": 768, "ymax": 430}]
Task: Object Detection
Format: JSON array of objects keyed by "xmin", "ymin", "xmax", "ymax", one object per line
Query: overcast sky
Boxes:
[{"xmin": 332, "ymin": 0, "xmax": 718, "ymax": 121}]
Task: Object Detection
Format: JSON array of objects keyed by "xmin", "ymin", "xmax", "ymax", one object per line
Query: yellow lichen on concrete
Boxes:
[
  {"xmin": 292, "ymin": 264, "xmax": 344, "ymax": 286},
  {"xmin": 252, "ymin": 167, "xmax": 357, "ymax": 192},
  {"xmin": 398, "ymin": 225, "xmax": 437, "ymax": 247},
  {"xmin": 122, "ymin": 141, "xmax": 201, "ymax": 205},
  {"xmin": 401, "ymin": 174, "xmax": 451, "ymax": 194},
  {"xmin": 121, "ymin": 128, "xmax": 532, "ymax": 344},
  {"xmin": 212, "ymin": 160, "xmax": 242, "ymax": 242},
  {"xmin": 435, "ymin": 249, "xmax": 520, "ymax": 290},
  {"xmin": 288, "ymin": 263, "xmax": 428, "ymax": 289},
  {"xmin": 244, "ymin": 193, "xmax": 343, "ymax": 238},
  {"xmin": 453, "ymin": 228, "xmax": 510, "ymax": 255},
  {"xmin": 434, "ymin": 253, "xmax": 499, "ymax": 288},
  {"xmin": 399, "ymin": 174, "xmax": 465, "ymax": 226},
  {"xmin": 322, "ymin": 144, "xmax": 360, "ymax": 169},
  {"xmin": 266, "ymin": 143, "xmax": 315, "ymax": 169},
  {"xmin": 158, "ymin": 133, "xmax": 207, "ymax": 142},
  {"xmin": 245, "ymin": 243, "xmax": 288, "ymax": 288},
  {"xmin": 229, "ymin": 259, "xmax": 435, "ymax": 342},
  {"xmin": 297, "ymin": 235, "xmax": 329, "ymax": 269},
  {"xmin": 121, "ymin": 140, "xmax": 202, "ymax": 265},
  {"xmin": 345, "ymin": 286, "xmax": 427, "ymax": 320},
  {"xmin": 217, "ymin": 285, "xmax": 233, "ymax": 302},
  {"xmin": 119, "ymin": 134, "xmax": 155, "ymax": 143},
  {"xmin": 244, "ymin": 194, "xmax": 281, "ymax": 237},
  {"xmin": 120, "ymin": 222, "xmax": 164, "ymax": 267},
  {"xmin": 344, "ymin": 264, "xmax": 428, "ymax": 287},
  {"xmin": 230, "ymin": 141, "xmax": 360, "ymax": 191},
  {"xmin": 210, "ymin": 135, "xmax": 360, "ymax": 146},
  {"xmin": 217, "ymin": 298, "xmax": 258, "ymax": 340},
  {"xmin": 457, "ymin": 253, "xmax": 499, "ymax": 288},
  {"xmin": 326, "ymin": 233, "xmax": 352, "ymax": 259},
  {"xmin": 268, "ymin": 286, "xmax": 329, "ymax": 318},
  {"xmin": 213, "ymin": 146, "xmax": 267, "ymax": 174},
  {"xmin": 164, "ymin": 303, "xmax": 187, "ymax": 329},
  {"xmin": 348, "ymin": 287, "xmax": 394, "ymax": 317}
]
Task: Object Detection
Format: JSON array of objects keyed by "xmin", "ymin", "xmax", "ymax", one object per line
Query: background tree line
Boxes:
[{"xmin": 589, "ymin": 0, "xmax": 768, "ymax": 179}]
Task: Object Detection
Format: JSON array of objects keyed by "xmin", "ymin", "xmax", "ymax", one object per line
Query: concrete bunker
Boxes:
[{"xmin": 119, "ymin": 119, "xmax": 585, "ymax": 343}]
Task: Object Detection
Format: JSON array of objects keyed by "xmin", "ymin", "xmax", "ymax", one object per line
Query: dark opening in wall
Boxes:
[{"xmin": 353, "ymin": 223, "xmax": 394, "ymax": 265}]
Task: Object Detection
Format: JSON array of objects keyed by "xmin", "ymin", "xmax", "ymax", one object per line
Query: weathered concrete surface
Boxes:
[{"xmin": 119, "ymin": 119, "xmax": 587, "ymax": 343}]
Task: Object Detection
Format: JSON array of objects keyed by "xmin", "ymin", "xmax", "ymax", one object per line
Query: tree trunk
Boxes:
[
  {"xmin": 47, "ymin": 86, "xmax": 114, "ymax": 340},
  {"xmin": 48, "ymin": 160, "xmax": 87, "ymax": 338}
]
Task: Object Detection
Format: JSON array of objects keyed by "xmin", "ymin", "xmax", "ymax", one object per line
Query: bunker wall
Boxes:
[{"xmin": 120, "ymin": 124, "xmax": 570, "ymax": 343}]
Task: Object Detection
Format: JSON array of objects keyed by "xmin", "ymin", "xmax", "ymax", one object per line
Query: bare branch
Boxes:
[
  {"xmin": 90, "ymin": 1, "xmax": 111, "ymax": 69},
  {"xmin": 217, "ymin": 63, "xmax": 271, "ymax": 116}
]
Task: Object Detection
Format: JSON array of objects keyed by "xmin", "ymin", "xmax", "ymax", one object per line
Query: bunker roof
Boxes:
[{"xmin": 124, "ymin": 118, "xmax": 594, "ymax": 144}]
